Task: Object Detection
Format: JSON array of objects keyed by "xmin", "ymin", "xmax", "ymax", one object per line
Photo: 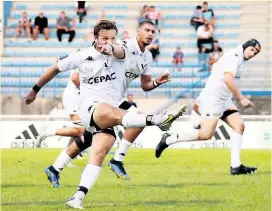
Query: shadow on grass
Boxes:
[
  {"xmin": 128, "ymin": 182, "xmax": 231, "ymax": 189},
  {"xmin": 1, "ymin": 199, "xmax": 226, "ymax": 207},
  {"xmin": 1, "ymin": 183, "xmax": 77, "ymax": 188},
  {"xmin": 1, "ymin": 201, "xmax": 64, "ymax": 206},
  {"xmin": 85, "ymin": 199, "xmax": 226, "ymax": 208}
]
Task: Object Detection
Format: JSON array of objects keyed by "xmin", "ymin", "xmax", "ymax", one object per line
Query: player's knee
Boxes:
[
  {"xmin": 233, "ymin": 122, "xmax": 245, "ymax": 134},
  {"xmin": 199, "ymin": 133, "xmax": 213, "ymax": 140}
]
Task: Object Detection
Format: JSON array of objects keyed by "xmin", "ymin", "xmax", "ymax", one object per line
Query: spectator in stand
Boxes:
[
  {"xmin": 32, "ymin": 12, "xmax": 49, "ymax": 40},
  {"xmin": 56, "ymin": 11, "xmax": 76, "ymax": 43},
  {"xmin": 172, "ymin": 47, "xmax": 184, "ymax": 71},
  {"xmin": 209, "ymin": 40, "xmax": 223, "ymax": 70},
  {"xmin": 147, "ymin": 33, "xmax": 160, "ymax": 62},
  {"xmin": 12, "ymin": 12, "xmax": 32, "ymax": 42},
  {"xmin": 76, "ymin": 1, "xmax": 88, "ymax": 23},
  {"xmin": 202, "ymin": 1, "xmax": 215, "ymax": 27},
  {"xmin": 127, "ymin": 94, "xmax": 137, "ymax": 108},
  {"xmin": 190, "ymin": 5, "xmax": 204, "ymax": 31},
  {"xmin": 121, "ymin": 30, "xmax": 130, "ymax": 40},
  {"xmin": 197, "ymin": 19, "xmax": 214, "ymax": 71},
  {"xmin": 148, "ymin": 5, "xmax": 161, "ymax": 31},
  {"xmin": 138, "ymin": 5, "xmax": 150, "ymax": 23}
]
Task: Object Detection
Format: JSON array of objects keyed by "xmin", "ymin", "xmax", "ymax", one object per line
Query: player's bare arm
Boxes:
[
  {"xmin": 141, "ymin": 72, "xmax": 171, "ymax": 91},
  {"xmin": 24, "ymin": 64, "xmax": 60, "ymax": 104},
  {"xmin": 224, "ymin": 72, "xmax": 253, "ymax": 108}
]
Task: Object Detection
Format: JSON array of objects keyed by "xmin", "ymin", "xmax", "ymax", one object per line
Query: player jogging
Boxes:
[{"xmin": 155, "ymin": 39, "xmax": 261, "ymax": 176}]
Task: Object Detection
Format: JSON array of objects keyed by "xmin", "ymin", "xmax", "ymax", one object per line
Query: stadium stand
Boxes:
[{"xmin": 1, "ymin": 1, "xmax": 271, "ymax": 114}]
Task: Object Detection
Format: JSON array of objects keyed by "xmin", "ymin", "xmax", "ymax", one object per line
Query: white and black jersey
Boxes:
[
  {"xmin": 119, "ymin": 38, "xmax": 153, "ymax": 97},
  {"xmin": 57, "ymin": 46, "xmax": 126, "ymax": 107}
]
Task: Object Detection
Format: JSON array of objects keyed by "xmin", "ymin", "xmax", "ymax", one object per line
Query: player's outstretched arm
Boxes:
[
  {"xmin": 141, "ymin": 72, "xmax": 171, "ymax": 91},
  {"xmin": 224, "ymin": 72, "xmax": 253, "ymax": 108},
  {"xmin": 24, "ymin": 64, "xmax": 60, "ymax": 105}
]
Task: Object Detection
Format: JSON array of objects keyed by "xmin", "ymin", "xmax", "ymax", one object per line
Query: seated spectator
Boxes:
[
  {"xmin": 56, "ymin": 11, "xmax": 76, "ymax": 43},
  {"xmin": 147, "ymin": 34, "xmax": 160, "ymax": 61},
  {"xmin": 148, "ymin": 5, "xmax": 161, "ymax": 31},
  {"xmin": 122, "ymin": 30, "xmax": 130, "ymax": 40},
  {"xmin": 138, "ymin": 5, "xmax": 149, "ymax": 23},
  {"xmin": 197, "ymin": 19, "xmax": 214, "ymax": 71},
  {"xmin": 12, "ymin": 12, "xmax": 32, "ymax": 42},
  {"xmin": 190, "ymin": 5, "xmax": 204, "ymax": 31},
  {"xmin": 32, "ymin": 12, "xmax": 49, "ymax": 40},
  {"xmin": 127, "ymin": 94, "xmax": 137, "ymax": 108},
  {"xmin": 172, "ymin": 47, "xmax": 184, "ymax": 71},
  {"xmin": 202, "ymin": 1, "xmax": 215, "ymax": 27},
  {"xmin": 76, "ymin": 1, "xmax": 88, "ymax": 23},
  {"xmin": 209, "ymin": 40, "xmax": 223, "ymax": 70},
  {"xmin": 197, "ymin": 19, "xmax": 214, "ymax": 52}
]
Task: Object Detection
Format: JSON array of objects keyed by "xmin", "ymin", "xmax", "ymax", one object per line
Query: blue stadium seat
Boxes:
[
  {"xmin": 153, "ymin": 62, "xmax": 201, "ymax": 68},
  {"xmin": 163, "ymin": 14, "xmax": 240, "ymax": 20},
  {"xmin": 15, "ymin": 5, "xmax": 27, "ymax": 10},
  {"xmin": 40, "ymin": 5, "xmax": 76, "ymax": 10},
  {"xmin": 9, "ymin": 23, "xmax": 125, "ymax": 29},
  {"xmin": 104, "ymin": 5, "xmax": 127, "ymax": 9}
]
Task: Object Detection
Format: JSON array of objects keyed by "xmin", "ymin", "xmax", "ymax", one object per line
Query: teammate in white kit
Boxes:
[
  {"xmin": 24, "ymin": 20, "xmax": 185, "ymax": 209},
  {"xmin": 156, "ymin": 39, "xmax": 261, "ymax": 175}
]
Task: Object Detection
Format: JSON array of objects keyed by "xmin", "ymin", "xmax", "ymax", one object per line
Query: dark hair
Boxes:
[
  {"xmin": 93, "ymin": 20, "xmax": 118, "ymax": 38},
  {"xmin": 213, "ymin": 40, "xmax": 218, "ymax": 43},
  {"xmin": 138, "ymin": 20, "xmax": 155, "ymax": 28},
  {"xmin": 196, "ymin": 5, "xmax": 202, "ymax": 9},
  {"xmin": 149, "ymin": 5, "xmax": 155, "ymax": 9},
  {"xmin": 203, "ymin": 1, "xmax": 208, "ymax": 5}
]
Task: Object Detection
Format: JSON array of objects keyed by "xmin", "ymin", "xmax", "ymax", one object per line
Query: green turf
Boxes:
[{"xmin": 1, "ymin": 149, "xmax": 271, "ymax": 211}]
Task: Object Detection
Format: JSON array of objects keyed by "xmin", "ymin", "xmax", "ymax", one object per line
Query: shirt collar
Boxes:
[{"xmin": 134, "ymin": 38, "xmax": 146, "ymax": 56}]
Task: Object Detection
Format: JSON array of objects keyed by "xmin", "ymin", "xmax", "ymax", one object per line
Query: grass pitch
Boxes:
[{"xmin": 1, "ymin": 149, "xmax": 271, "ymax": 211}]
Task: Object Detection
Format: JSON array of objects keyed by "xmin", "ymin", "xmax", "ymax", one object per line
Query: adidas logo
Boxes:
[
  {"xmin": 11, "ymin": 124, "xmax": 47, "ymax": 148},
  {"xmin": 213, "ymin": 125, "xmax": 230, "ymax": 140},
  {"xmin": 85, "ymin": 56, "xmax": 95, "ymax": 61},
  {"xmin": 15, "ymin": 124, "xmax": 39, "ymax": 140}
]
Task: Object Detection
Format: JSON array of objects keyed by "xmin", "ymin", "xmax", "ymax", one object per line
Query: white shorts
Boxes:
[
  {"xmin": 198, "ymin": 98, "xmax": 238, "ymax": 120},
  {"xmin": 62, "ymin": 89, "xmax": 80, "ymax": 115},
  {"xmin": 78, "ymin": 98, "xmax": 138, "ymax": 134}
]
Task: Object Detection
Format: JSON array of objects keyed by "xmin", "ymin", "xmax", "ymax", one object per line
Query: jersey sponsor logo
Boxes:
[
  {"xmin": 85, "ymin": 56, "xmax": 95, "ymax": 61},
  {"xmin": 141, "ymin": 64, "xmax": 147, "ymax": 69},
  {"xmin": 82, "ymin": 72, "xmax": 116, "ymax": 84},
  {"xmin": 59, "ymin": 54, "xmax": 69, "ymax": 60},
  {"xmin": 104, "ymin": 59, "xmax": 109, "ymax": 68},
  {"xmin": 125, "ymin": 72, "xmax": 139, "ymax": 79}
]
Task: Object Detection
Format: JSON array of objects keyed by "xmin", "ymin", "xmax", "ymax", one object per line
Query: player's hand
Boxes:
[
  {"xmin": 97, "ymin": 44, "xmax": 113, "ymax": 55},
  {"xmin": 24, "ymin": 89, "xmax": 37, "ymax": 105},
  {"xmin": 239, "ymin": 96, "xmax": 254, "ymax": 108},
  {"xmin": 64, "ymin": 27, "xmax": 69, "ymax": 32},
  {"xmin": 156, "ymin": 72, "xmax": 172, "ymax": 84}
]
